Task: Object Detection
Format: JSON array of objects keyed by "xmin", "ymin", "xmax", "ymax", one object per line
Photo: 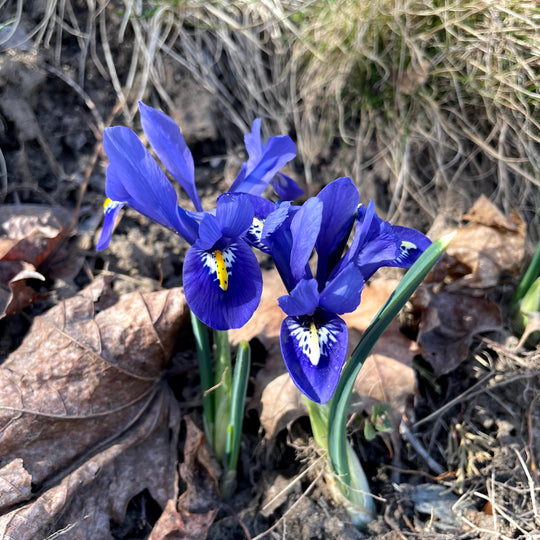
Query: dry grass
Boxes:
[
  {"xmin": 6, "ymin": 0, "xmax": 538, "ymax": 230},
  {"xmin": 291, "ymin": 0, "xmax": 540, "ymax": 224}
]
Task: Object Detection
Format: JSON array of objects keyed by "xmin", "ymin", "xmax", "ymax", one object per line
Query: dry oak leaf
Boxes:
[
  {"xmin": 444, "ymin": 195, "xmax": 525, "ymax": 290},
  {"xmin": 0, "ymin": 277, "xmax": 187, "ymax": 538}
]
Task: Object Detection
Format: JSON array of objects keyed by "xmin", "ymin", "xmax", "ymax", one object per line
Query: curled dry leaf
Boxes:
[
  {"xmin": 0, "ymin": 277, "xmax": 187, "ymax": 539},
  {"xmin": 0, "ymin": 205, "xmax": 72, "ymax": 265},
  {"xmin": 150, "ymin": 416, "xmax": 220, "ymax": 540},
  {"xmin": 0, "ymin": 260, "xmax": 46, "ymax": 318},
  {"xmin": 0, "ymin": 205, "xmax": 75, "ymax": 317}
]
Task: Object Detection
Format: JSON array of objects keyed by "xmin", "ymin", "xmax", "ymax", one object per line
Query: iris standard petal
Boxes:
[
  {"xmin": 260, "ymin": 202, "xmax": 297, "ymax": 291},
  {"xmin": 138, "ymin": 101, "xmax": 202, "ymax": 212},
  {"xmin": 278, "ymin": 278, "xmax": 320, "ymax": 316},
  {"xmin": 243, "ymin": 118, "xmax": 264, "ymax": 168},
  {"xmin": 197, "ymin": 214, "xmax": 223, "ymax": 250},
  {"xmin": 230, "ymin": 135, "xmax": 296, "ymax": 196},
  {"xmin": 271, "ymin": 172, "xmax": 304, "ymax": 201},
  {"xmin": 389, "ymin": 226, "xmax": 432, "ymax": 268},
  {"xmin": 355, "ymin": 223, "xmax": 399, "ymax": 280},
  {"xmin": 319, "ymin": 264, "xmax": 365, "ymax": 314},
  {"xmin": 103, "ymin": 128, "xmax": 198, "ymax": 244},
  {"xmin": 280, "ymin": 312, "xmax": 348, "ymax": 403},
  {"xmin": 290, "ymin": 197, "xmax": 323, "ymax": 282},
  {"xmin": 96, "ymin": 199, "xmax": 125, "ymax": 250},
  {"xmin": 315, "ymin": 177, "xmax": 359, "ymax": 284},
  {"xmin": 215, "ymin": 193, "xmax": 254, "ymax": 239},
  {"xmin": 183, "ymin": 240, "xmax": 263, "ymax": 330},
  {"xmin": 333, "ymin": 201, "xmax": 397, "ymax": 281}
]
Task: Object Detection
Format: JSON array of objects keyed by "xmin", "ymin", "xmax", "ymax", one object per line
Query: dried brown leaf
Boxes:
[
  {"xmin": 150, "ymin": 417, "xmax": 220, "ymax": 540},
  {"xmin": 413, "ymin": 288, "xmax": 502, "ymax": 376},
  {"xmin": 0, "ymin": 459, "xmax": 32, "ymax": 509},
  {"xmin": 0, "ymin": 277, "xmax": 187, "ymax": 538},
  {"xmin": 0, "ymin": 388, "xmax": 180, "ymax": 540},
  {"xmin": 0, "ymin": 260, "xmax": 46, "ymax": 318},
  {"xmin": 259, "ymin": 373, "xmax": 307, "ymax": 439},
  {"xmin": 0, "ymin": 205, "xmax": 71, "ymax": 264},
  {"xmin": 351, "ymin": 321, "xmax": 418, "ymax": 427},
  {"xmin": 229, "ymin": 268, "xmax": 286, "ymax": 351}
]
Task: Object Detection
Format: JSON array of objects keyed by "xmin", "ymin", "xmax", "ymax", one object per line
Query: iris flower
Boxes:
[
  {"xmin": 262, "ymin": 177, "xmax": 431, "ymax": 403},
  {"xmin": 96, "ymin": 102, "xmax": 301, "ymax": 330}
]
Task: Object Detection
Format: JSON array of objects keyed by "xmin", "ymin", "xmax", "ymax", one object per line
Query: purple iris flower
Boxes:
[
  {"xmin": 96, "ymin": 102, "xmax": 300, "ymax": 330},
  {"xmin": 261, "ymin": 178, "xmax": 364, "ymax": 403},
  {"xmin": 262, "ymin": 177, "xmax": 431, "ymax": 403}
]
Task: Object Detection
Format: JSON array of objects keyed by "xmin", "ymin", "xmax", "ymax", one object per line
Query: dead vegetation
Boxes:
[{"xmin": 5, "ymin": 0, "xmax": 538, "ymax": 229}]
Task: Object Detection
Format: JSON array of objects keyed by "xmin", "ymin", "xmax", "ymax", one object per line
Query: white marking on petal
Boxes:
[
  {"xmin": 246, "ymin": 217, "xmax": 270, "ymax": 253},
  {"xmin": 289, "ymin": 318, "xmax": 339, "ymax": 366}
]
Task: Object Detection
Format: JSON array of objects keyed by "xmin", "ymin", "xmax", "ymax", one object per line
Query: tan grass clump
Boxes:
[{"xmin": 291, "ymin": 0, "xmax": 540, "ymax": 224}]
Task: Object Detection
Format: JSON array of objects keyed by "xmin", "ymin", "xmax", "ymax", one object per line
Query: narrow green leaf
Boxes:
[
  {"xmin": 328, "ymin": 233, "xmax": 455, "ymax": 497},
  {"xmin": 213, "ymin": 330, "xmax": 233, "ymax": 462},
  {"xmin": 225, "ymin": 341, "xmax": 251, "ymax": 473},
  {"xmin": 190, "ymin": 311, "xmax": 214, "ymax": 443},
  {"xmin": 511, "ymin": 240, "xmax": 540, "ymax": 307}
]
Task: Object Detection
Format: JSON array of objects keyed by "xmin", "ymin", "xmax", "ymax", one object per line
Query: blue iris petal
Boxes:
[
  {"xmin": 243, "ymin": 118, "xmax": 264, "ymax": 166},
  {"xmin": 261, "ymin": 202, "xmax": 298, "ymax": 291},
  {"xmin": 215, "ymin": 193, "xmax": 254, "ymax": 238},
  {"xmin": 103, "ymin": 127, "xmax": 198, "ymax": 244},
  {"xmin": 271, "ymin": 172, "xmax": 304, "ymax": 201},
  {"xmin": 96, "ymin": 200, "xmax": 125, "ymax": 250},
  {"xmin": 319, "ymin": 264, "xmax": 365, "ymax": 314},
  {"xmin": 229, "ymin": 119, "xmax": 297, "ymax": 196},
  {"xmin": 335, "ymin": 200, "xmax": 397, "ymax": 281},
  {"xmin": 390, "ymin": 225, "xmax": 432, "ymax": 268},
  {"xmin": 315, "ymin": 177, "xmax": 359, "ymax": 284},
  {"xmin": 183, "ymin": 240, "xmax": 263, "ymax": 330},
  {"xmin": 280, "ymin": 312, "xmax": 348, "ymax": 404},
  {"xmin": 197, "ymin": 214, "xmax": 223, "ymax": 250},
  {"xmin": 290, "ymin": 197, "xmax": 323, "ymax": 282},
  {"xmin": 138, "ymin": 101, "xmax": 202, "ymax": 212},
  {"xmin": 278, "ymin": 279, "xmax": 320, "ymax": 316}
]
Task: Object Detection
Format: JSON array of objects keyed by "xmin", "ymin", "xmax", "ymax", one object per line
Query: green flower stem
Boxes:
[
  {"xmin": 305, "ymin": 398, "xmax": 375, "ymax": 525},
  {"xmin": 304, "ymin": 398, "xmax": 331, "ymax": 451},
  {"xmin": 190, "ymin": 311, "xmax": 214, "ymax": 443},
  {"xmin": 221, "ymin": 340, "xmax": 251, "ymax": 499},
  {"xmin": 213, "ymin": 329, "xmax": 233, "ymax": 463},
  {"xmin": 328, "ymin": 232, "xmax": 455, "ymax": 527}
]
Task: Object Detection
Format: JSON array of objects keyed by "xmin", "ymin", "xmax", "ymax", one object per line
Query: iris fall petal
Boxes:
[
  {"xmin": 183, "ymin": 240, "xmax": 263, "ymax": 330},
  {"xmin": 280, "ymin": 312, "xmax": 348, "ymax": 403}
]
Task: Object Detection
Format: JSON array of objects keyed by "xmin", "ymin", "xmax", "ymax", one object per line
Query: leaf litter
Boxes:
[{"xmin": 0, "ymin": 277, "xmax": 186, "ymax": 539}]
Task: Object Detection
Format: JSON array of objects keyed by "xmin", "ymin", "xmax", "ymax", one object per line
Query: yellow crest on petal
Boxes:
[{"xmin": 214, "ymin": 249, "xmax": 228, "ymax": 291}]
